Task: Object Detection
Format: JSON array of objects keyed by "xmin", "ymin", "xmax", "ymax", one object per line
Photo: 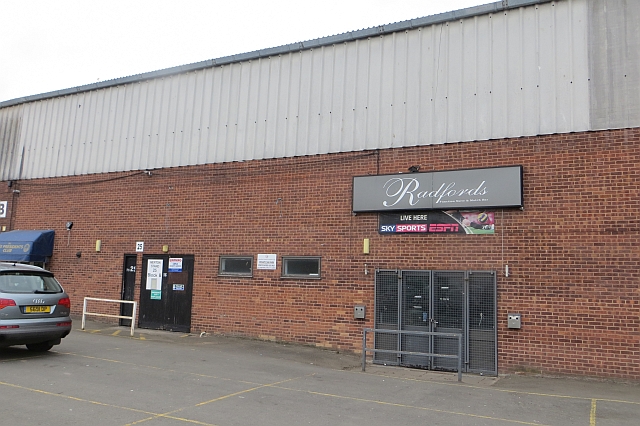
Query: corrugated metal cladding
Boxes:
[
  {"xmin": 0, "ymin": 104, "xmax": 23, "ymax": 178},
  {"xmin": 588, "ymin": 0, "xmax": 640, "ymax": 130},
  {"xmin": 0, "ymin": 0, "xmax": 629, "ymax": 181}
]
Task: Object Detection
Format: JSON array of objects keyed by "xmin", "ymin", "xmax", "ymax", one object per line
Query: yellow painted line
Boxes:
[
  {"xmin": 80, "ymin": 328, "xmax": 147, "ymax": 340},
  {"xmin": 0, "ymin": 381, "xmax": 157, "ymax": 418},
  {"xmin": 64, "ymin": 335, "xmax": 640, "ymax": 413},
  {"xmin": 180, "ymin": 334, "xmax": 190, "ymax": 338},
  {"xmin": 0, "ymin": 380, "xmax": 218, "ymax": 425},
  {"xmin": 195, "ymin": 375, "xmax": 310, "ymax": 407},
  {"xmin": 0, "ymin": 354, "xmax": 49, "ymax": 362},
  {"xmin": 275, "ymin": 385, "xmax": 551, "ymax": 426},
  {"xmin": 60, "ymin": 349, "xmax": 640, "ymax": 408},
  {"xmin": 13, "ymin": 347, "xmax": 635, "ymax": 426},
  {"xmin": 56, "ymin": 351, "xmax": 263, "ymax": 386},
  {"xmin": 126, "ymin": 416, "xmax": 216, "ymax": 426},
  {"xmin": 360, "ymin": 370, "xmax": 640, "ymax": 405},
  {"xmin": 126, "ymin": 375, "xmax": 311, "ymax": 425}
]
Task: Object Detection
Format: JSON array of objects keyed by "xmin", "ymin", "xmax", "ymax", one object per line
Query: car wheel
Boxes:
[{"xmin": 26, "ymin": 342, "xmax": 54, "ymax": 352}]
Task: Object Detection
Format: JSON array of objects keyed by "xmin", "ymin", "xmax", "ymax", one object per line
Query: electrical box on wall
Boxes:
[
  {"xmin": 354, "ymin": 305, "xmax": 365, "ymax": 319},
  {"xmin": 508, "ymin": 314, "xmax": 521, "ymax": 329}
]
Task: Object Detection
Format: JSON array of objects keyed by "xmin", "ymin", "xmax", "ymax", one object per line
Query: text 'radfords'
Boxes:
[{"xmin": 382, "ymin": 178, "xmax": 488, "ymax": 207}]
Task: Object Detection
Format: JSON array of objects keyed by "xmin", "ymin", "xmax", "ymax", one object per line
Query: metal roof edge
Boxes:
[{"xmin": 0, "ymin": 0, "xmax": 555, "ymax": 109}]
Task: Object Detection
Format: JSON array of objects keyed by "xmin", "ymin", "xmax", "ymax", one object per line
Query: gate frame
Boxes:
[
  {"xmin": 374, "ymin": 269, "xmax": 497, "ymax": 375},
  {"xmin": 362, "ymin": 328, "xmax": 463, "ymax": 381}
]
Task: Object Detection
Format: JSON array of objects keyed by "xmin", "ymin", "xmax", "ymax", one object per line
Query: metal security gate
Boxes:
[
  {"xmin": 432, "ymin": 271, "xmax": 466, "ymax": 371},
  {"xmin": 374, "ymin": 269, "xmax": 496, "ymax": 375},
  {"xmin": 467, "ymin": 271, "xmax": 497, "ymax": 373},
  {"xmin": 374, "ymin": 270, "xmax": 400, "ymax": 365},
  {"xmin": 400, "ymin": 271, "xmax": 431, "ymax": 367}
]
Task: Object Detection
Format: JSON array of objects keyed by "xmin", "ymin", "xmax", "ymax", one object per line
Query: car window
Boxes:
[{"xmin": 0, "ymin": 273, "xmax": 63, "ymax": 294}]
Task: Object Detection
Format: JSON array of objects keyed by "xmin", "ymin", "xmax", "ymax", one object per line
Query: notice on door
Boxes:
[
  {"xmin": 146, "ymin": 259, "xmax": 163, "ymax": 290},
  {"xmin": 168, "ymin": 257, "xmax": 183, "ymax": 272}
]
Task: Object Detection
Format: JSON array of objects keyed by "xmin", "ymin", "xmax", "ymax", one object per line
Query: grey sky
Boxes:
[{"xmin": 1, "ymin": 0, "xmax": 489, "ymax": 102}]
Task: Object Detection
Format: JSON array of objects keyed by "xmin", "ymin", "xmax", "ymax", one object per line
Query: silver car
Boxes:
[{"xmin": 0, "ymin": 262, "xmax": 72, "ymax": 351}]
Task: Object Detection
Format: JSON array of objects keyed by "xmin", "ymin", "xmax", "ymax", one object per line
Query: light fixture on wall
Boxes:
[
  {"xmin": 66, "ymin": 221, "xmax": 73, "ymax": 247},
  {"xmin": 363, "ymin": 238, "xmax": 370, "ymax": 254},
  {"xmin": 95, "ymin": 240, "xmax": 102, "ymax": 252},
  {"xmin": 162, "ymin": 245, "xmax": 169, "ymax": 253}
]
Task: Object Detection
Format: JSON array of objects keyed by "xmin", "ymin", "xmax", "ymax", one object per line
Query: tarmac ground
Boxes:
[{"xmin": 1, "ymin": 318, "xmax": 638, "ymax": 425}]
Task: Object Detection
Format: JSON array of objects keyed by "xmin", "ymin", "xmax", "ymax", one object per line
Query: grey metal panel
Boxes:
[
  {"xmin": 295, "ymin": 51, "xmax": 313, "ymax": 156},
  {"xmin": 264, "ymin": 55, "xmax": 284, "ymax": 160},
  {"xmin": 0, "ymin": 0, "xmax": 602, "ymax": 180},
  {"xmin": 21, "ymin": 102, "xmax": 40, "ymax": 179},
  {"xmin": 0, "ymin": 1, "xmax": 557, "ymax": 110},
  {"xmin": 589, "ymin": 0, "xmax": 640, "ymax": 130},
  {"xmin": 0, "ymin": 105, "xmax": 23, "ymax": 181},
  {"xmin": 284, "ymin": 52, "xmax": 303, "ymax": 157}
]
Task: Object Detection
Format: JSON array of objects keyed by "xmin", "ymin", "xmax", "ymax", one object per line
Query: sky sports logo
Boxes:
[{"xmin": 380, "ymin": 224, "xmax": 460, "ymax": 233}]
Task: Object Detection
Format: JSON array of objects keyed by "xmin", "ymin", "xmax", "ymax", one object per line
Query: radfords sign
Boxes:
[{"xmin": 352, "ymin": 166, "xmax": 523, "ymax": 212}]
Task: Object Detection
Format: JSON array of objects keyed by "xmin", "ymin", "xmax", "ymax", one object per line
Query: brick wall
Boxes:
[{"xmin": 1, "ymin": 127, "xmax": 638, "ymax": 380}]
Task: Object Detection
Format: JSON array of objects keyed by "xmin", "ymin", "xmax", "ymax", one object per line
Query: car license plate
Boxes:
[{"xmin": 25, "ymin": 305, "xmax": 51, "ymax": 313}]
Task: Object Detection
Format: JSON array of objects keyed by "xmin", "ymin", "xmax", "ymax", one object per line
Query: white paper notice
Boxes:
[
  {"xmin": 146, "ymin": 259, "xmax": 163, "ymax": 290},
  {"xmin": 257, "ymin": 254, "xmax": 277, "ymax": 270}
]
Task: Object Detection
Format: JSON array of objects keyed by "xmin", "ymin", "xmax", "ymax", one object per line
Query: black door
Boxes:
[
  {"xmin": 163, "ymin": 257, "xmax": 194, "ymax": 332},
  {"xmin": 138, "ymin": 254, "xmax": 194, "ymax": 332},
  {"xmin": 120, "ymin": 254, "xmax": 137, "ymax": 326}
]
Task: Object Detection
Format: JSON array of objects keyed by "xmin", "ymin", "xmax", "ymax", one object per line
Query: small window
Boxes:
[
  {"xmin": 282, "ymin": 257, "xmax": 321, "ymax": 278},
  {"xmin": 219, "ymin": 256, "xmax": 253, "ymax": 276}
]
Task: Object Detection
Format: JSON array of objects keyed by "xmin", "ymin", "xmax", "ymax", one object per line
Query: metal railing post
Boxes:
[
  {"xmin": 81, "ymin": 297, "xmax": 88, "ymax": 330},
  {"xmin": 362, "ymin": 329, "xmax": 367, "ymax": 371},
  {"xmin": 130, "ymin": 301, "xmax": 137, "ymax": 337},
  {"xmin": 458, "ymin": 333, "xmax": 463, "ymax": 382}
]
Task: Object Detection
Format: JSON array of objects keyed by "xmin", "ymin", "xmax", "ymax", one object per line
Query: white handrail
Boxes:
[{"xmin": 81, "ymin": 297, "xmax": 137, "ymax": 337}]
